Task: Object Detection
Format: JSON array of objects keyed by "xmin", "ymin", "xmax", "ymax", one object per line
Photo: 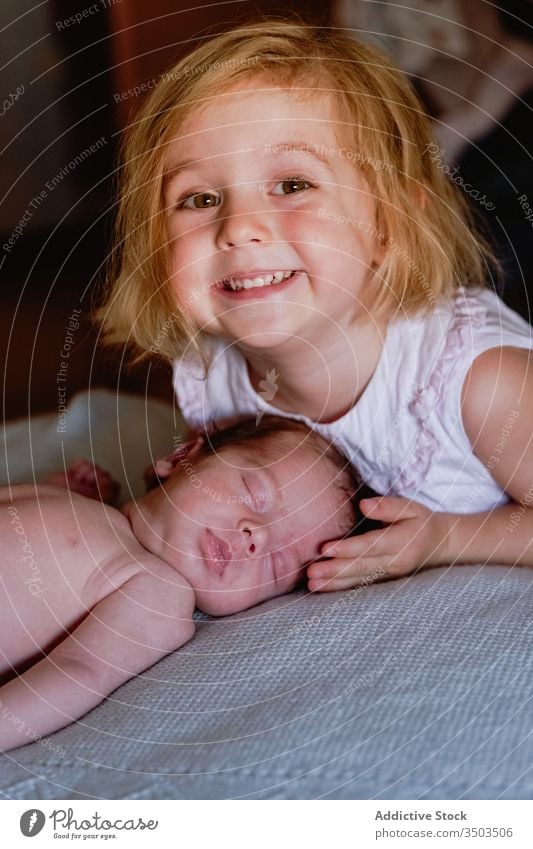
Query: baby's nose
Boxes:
[{"xmin": 237, "ymin": 520, "xmax": 268, "ymax": 558}]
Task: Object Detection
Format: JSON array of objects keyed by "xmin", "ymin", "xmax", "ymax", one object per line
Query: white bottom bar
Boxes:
[{"xmin": 2, "ymin": 799, "xmax": 532, "ymax": 848}]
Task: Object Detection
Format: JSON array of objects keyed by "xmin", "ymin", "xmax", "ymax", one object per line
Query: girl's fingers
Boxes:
[
  {"xmin": 308, "ymin": 556, "xmax": 390, "ymax": 588},
  {"xmin": 320, "ymin": 497, "xmax": 421, "ymax": 557},
  {"xmin": 308, "ymin": 575, "xmax": 362, "ymax": 593},
  {"xmin": 308, "ymin": 567, "xmax": 387, "ymax": 592},
  {"xmin": 320, "ymin": 527, "xmax": 390, "ymax": 559},
  {"xmin": 359, "ymin": 495, "xmax": 420, "ymax": 522}
]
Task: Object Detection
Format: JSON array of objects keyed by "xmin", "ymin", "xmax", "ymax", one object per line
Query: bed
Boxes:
[{"xmin": 0, "ymin": 390, "xmax": 531, "ymax": 799}]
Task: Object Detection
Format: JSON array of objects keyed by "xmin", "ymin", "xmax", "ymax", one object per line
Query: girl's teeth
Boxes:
[{"xmin": 225, "ymin": 271, "xmax": 294, "ymax": 291}]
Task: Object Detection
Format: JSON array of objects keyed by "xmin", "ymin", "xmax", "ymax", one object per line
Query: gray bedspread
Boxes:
[{"xmin": 1, "ymin": 391, "xmax": 531, "ymax": 799}]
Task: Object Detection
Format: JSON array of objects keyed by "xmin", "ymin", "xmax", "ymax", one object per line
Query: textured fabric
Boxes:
[
  {"xmin": 0, "ymin": 389, "xmax": 181, "ymax": 504},
  {"xmin": 1, "ymin": 393, "xmax": 531, "ymax": 799},
  {"xmin": 173, "ymin": 288, "xmax": 533, "ymax": 513},
  {"xmin": 0, "ymin": 565, "xmax": 531, "ymax": 799}
]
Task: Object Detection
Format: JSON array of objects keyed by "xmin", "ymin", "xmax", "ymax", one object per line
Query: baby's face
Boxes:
[
  {"xmin": 163, "ymin": 80, "xmax": 383, "ymax": 351},
  {"xmin": 142, "ymin": 439, "xmax": 353, "ymax": 615}
]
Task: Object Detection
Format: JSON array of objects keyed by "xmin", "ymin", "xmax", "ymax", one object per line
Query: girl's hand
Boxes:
[{"xmin": 307, "ymin": 496, "xmax": 451, "ymax": 591}]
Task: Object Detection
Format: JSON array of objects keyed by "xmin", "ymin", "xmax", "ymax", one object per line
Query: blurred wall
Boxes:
[
  {"xmin": 108, "ymin": 0, "xmax": 331, "ymax": 129},
  {"xmin": 0, "ymin": 1, "xmax": 332, "ymax": 419},
  {"xmin": 0, "ymin": 2, "xmax": 77, "ymax": 231}
]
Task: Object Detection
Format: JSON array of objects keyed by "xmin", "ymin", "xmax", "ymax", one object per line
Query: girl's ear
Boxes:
[
  {"xmin": 144, "ymin": 435, "xmax": 205, "ymax": 490},
  {"xmin": 418, "ymin": 187, "xmax": 427, "ymax": 209}
]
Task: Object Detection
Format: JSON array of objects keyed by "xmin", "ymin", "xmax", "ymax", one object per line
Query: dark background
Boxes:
[
  {"xmin": 1, "ymin": 0, "xmax": 531, "ymax": 420},
  {"xmin": 0, "ymin": 0, "xmax": 330, "ymax": 421}
]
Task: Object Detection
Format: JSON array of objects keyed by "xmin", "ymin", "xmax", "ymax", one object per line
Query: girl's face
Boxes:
[
  {"xmin": 163, "ymin": 81, "xmax": 382, "ymax": 352},
  {"xmin": 138, "ymin": 440, "xmax": 352, "ymax": 616}
]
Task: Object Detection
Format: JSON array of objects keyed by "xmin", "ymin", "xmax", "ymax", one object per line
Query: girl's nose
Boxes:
[
  {"xmin": 237, "ymin": 519, "xmax": 269, "ymax": 558},
  {"xmin": 215, "ymin": 195, "xmax": 273, "ymax": 249}
]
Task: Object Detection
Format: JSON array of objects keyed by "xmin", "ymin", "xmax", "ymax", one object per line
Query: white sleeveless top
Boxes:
[{"xmin": 173, "ymin": 288, "xmax": 532, "ymax": 513}]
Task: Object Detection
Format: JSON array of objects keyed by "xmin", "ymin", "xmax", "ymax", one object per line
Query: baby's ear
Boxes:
[{"xmin": 144, "ymin": 436, "xmax": 204, "ymax": 490}]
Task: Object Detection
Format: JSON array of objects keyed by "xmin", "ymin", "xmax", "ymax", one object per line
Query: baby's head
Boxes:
[
  {"xmin": 132, "ymin": 416, "xmax": 362, "ymax": 616},
  {"xmin": 100, "ymin": 19, "xmax": 496, "ymax": 361}
]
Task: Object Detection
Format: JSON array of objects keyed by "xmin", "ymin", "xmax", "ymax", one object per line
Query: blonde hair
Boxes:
[{"xmin": 97, "ymin": 19, "xmax": 499, "ymax": 362}]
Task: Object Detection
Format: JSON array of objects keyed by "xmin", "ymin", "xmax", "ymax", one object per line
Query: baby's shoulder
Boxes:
[
  {"xmin": 91, "ymin": 555, "xmax": 196, "ymax": 649},
  {"xmin": 120, "ymin": 558, "xmax": 196, "ymax": 640},
  {"xmin": 3, "ymin": 484, "xmax": 120, "ymax": 537},
  {"xmin": 96, "ymin": 548, "xmax": 195, "ymax": 614},
  {"xmin": 139, "ymin": 556, "xmax": 195, "ymax": 615}
]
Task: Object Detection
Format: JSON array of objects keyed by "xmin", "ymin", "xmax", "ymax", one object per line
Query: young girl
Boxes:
[{"xmin": 99, "ymin": 20, "xmax": 533, "ymax": 592}]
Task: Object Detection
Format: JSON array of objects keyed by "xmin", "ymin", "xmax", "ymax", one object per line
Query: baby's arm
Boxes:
[{"xmin": 0, "ymin": 566, "xmax": 194, "ymax": 751}]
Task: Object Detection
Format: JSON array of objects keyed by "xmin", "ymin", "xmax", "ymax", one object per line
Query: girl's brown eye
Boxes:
[
  {"xmin": 272, "ymin": 178, "xmax": 312, "ymax": 196},
  {"xmin": 181, "ymin": 191, "xmax": 220, "ymax": 209}
]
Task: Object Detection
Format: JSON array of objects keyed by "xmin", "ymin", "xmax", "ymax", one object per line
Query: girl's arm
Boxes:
[
  {"xmin": 0, "ymin": 568, "xmax": 194, "ymax": 751},
  {"xmin": 308, "ymin": 346, "xmax": 533, "ymax": 590},
  {"xmin": 446, "ymin": 345, "xmax": 533, "ymax": 565}
]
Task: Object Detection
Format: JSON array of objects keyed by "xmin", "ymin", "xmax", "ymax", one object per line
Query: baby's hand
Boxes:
[
  {"xmin": 143, "ymin": 435, "xmax": 205, "ymax": 490},
  {"xmin": 307, "ymin": 496, "xmax": 450, "ymax": 591},
  {"xmin": 46, "ymin": 459, "xmax": 120, "ymax": 505}
]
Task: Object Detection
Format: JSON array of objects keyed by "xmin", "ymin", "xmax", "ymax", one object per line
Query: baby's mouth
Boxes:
[
  {"xmin": 217, "ymin": 270, "xmax": 296, "ymax": 291},
  {"xmin": 202, "ymin": 529, "xmax": 231, "ymax": 576}
]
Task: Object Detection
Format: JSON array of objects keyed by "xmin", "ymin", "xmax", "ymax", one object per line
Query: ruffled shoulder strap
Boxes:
[{"xmin": 394, "ymin": 290, "xmax": 488, "ymax": 492}]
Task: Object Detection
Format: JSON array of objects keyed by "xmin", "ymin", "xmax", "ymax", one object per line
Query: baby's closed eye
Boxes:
[{"xmin": 242, "ymin": 472, "xmax": 273, "ymax": 513}]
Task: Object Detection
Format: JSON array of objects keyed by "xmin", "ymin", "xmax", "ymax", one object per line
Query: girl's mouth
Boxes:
[{"xmin": 214, "ymin": 270, "xmax": 298, "ymax": 293}]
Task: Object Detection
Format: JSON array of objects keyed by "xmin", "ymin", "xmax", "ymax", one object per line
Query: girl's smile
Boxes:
[
  {"xmin": 213, "ymin": 268, "xmax": 301, "ymax": 297},
  {"xmin": 216, "ymin": 267, "xmax": 294, "ymax": 289}
]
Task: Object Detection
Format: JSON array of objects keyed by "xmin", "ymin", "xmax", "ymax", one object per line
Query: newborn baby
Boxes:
[{"xmin": 0, "ymin": 416, "xmax": 360, "ymax": 751}]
